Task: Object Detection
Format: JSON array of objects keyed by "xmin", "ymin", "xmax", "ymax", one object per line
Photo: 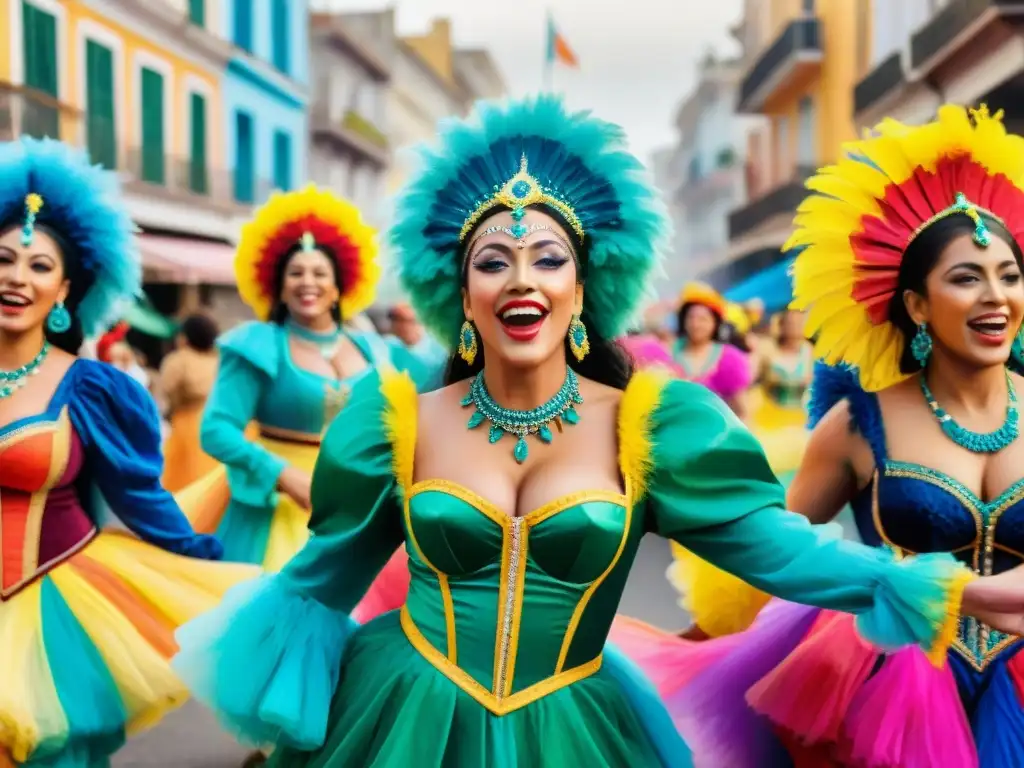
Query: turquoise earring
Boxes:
[
  {"xmin": 911, "ymin": 323, "xmax": 932, "ymax": 367},
  {"xmin": 458, "ymin": 321, "xmax": 478, "ymax": 365},
  {"xmin": 568, "ymin": 314, "xmax": 589, "ymax": 361},
  {"xmin": 46, "ymin": 301, "xmax": 71, "ymax": 333}
]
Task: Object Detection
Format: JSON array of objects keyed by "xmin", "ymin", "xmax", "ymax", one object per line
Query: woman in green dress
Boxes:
[{"xmin": 172, "ymin": 95, "xmax": 1024, "ymax": 767}]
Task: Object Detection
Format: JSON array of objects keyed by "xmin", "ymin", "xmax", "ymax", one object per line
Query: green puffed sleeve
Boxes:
[
  {"xmin": 200, "ymin": 321, "xmax": 286, "ymax": 507},
  {"xmin": 645, "ymin": 379, "xmax": 972, "ymax": 663},
  {"xmin": 173, "ymin": 373, "xmax": 404, "ymax": 750}
]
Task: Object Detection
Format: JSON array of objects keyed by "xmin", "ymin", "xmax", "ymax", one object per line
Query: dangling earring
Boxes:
[
  {"xmin": 1013, "ymin": 326, "xmax": 1024, "ymax": 363},
  {"xmin": 568, "ymin": 314, "xmax": 589, "ymax": 362},
  {"xmin": 911, "ymin": 322, "xmax": 933, "ymax": 367},
  {"xmin": 458, "ymin": 320, "xmax": 478, "ymax": 365},
  {"xmin": 46, "ymin": 301, "xmax": 71, "ymax": 333}
]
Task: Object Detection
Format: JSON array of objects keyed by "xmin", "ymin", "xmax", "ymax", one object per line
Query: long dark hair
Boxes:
[
  {"xmin": 0, "ymin": 221, "xmax": 88, "ymax": 354},
  {"xmin": 444, "ymin": 207, "xmax": 634, "ymax": 390},
  {"xmin": 268, "ymin": 245, "xmax": 344, "ymax": 325},
  {"xmin": 893, "ymin": 213, "xmax": 1024, "ymax": 374}
]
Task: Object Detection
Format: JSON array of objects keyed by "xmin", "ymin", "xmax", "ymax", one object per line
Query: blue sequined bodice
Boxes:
[{"xmin": 849, "ymin": 396, "xmax": 1024, "ymax": 672}]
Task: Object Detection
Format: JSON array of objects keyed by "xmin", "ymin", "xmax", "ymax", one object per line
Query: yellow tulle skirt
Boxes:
[
  {"xmin": 161, "ymin": 403, "xmax": 219, "ymax": 494},
  {"xmin": 0, "ymin": 531, "xmax": 256, "ymax": 765},
  {"xmin": 177, "ymin": 435, "xmax": 318, "ymax": 572}
]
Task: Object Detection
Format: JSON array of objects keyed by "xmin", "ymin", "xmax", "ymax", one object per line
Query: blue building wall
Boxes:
[{"xmin": 221, "ymin": 0, "xmax": 309, "ymax": 200}]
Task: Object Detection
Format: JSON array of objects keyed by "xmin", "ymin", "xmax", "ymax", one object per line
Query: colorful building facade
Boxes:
[
  {"xmin": 220, "ymin": 0, "xmax": 309, "ymax": 205},
  {"xmin": 715, "ymin": 0, "xmax": 872, "ymax": 304}
]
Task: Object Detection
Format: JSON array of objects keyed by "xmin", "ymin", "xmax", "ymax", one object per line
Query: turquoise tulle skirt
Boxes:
[{"xmin": 175, "ymin": 577, "xmax": 693, "ymax": 768}]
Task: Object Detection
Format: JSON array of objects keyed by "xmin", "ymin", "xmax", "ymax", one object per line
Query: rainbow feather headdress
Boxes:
[
  {"xmin": 789, "ymin": 104, "xmax": 1024, "ymax": 391},
  {"xmin": 235, "ymin": 185, "xmax": 379, "ymax": 320},
  {"xmin": 0, "ymin": 138, "xmax": 138, "ymax": 336},
  {"xmin": 390, "ymin": 94, "xmax": 670, "ymax": 343}
]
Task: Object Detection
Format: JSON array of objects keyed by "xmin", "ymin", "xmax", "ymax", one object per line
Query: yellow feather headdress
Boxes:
[
  {"xmin": 235, "ymin": 185, "xmax": 380, "ymax": 320},
  {"xmin": 788, "ymin": 104, "xmax": 1024, "ymax": 391}
]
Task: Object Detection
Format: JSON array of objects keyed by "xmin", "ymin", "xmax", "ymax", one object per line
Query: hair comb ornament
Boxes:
[
  {"xmin": 458, "ymin": 155, "xmax": 585, "ymax": 244},
  {"xmin": 21, "ymin": 193, "xmax": 43, "ymax": 247},
  {"xmin": 300, "ymin": 231, "xmax": 317, "ymax": 253}
]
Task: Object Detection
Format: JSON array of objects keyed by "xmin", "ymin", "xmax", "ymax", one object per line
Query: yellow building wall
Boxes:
[
  {"xmin": 0, "ymin": 0, "xmax": 11, "ymax": 83},
  {"xmin": 758, "ymin": 0, "xmax": 870, "ymax": 184},
  {"xmin": 61, "ymin": 1, "xmax": 222, "ymax": 164},
  {"xmin": 402, "ymin": 19, "xmax": 455, "ymax": 86}
]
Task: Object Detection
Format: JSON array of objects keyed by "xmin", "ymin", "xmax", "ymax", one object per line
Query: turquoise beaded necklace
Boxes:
[
  {"xmin": 919, "ymin": 369, "xmax": 1019, "ymax": 453},
  {"xmin": 286, "ymin": 319, "xmax": 342, "ymax": 361},
  {"xmin": 462, "ymin": 368, "xmax": 583, "ymax": 464},
  {"xmin": 0, "ymin": 342, "xmax": 50, "ymax": 399}
]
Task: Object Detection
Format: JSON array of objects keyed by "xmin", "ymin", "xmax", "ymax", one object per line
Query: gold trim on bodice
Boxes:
[
  {"xmin": 0, "ymin": 408, "xmax": 87, "ymax": 600},
  {"xmin": 379, "ymin": 368, "xmax": 668, "ymax": 715},
  {"xmin": 877, "ymin": 464, "xmax": 1023, "ymax": 670}
]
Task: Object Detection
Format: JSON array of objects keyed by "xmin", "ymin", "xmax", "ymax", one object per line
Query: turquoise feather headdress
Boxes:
[
  {"xmin": 391, "ymin": 94, "xmax": 670, "ymax": 344},
  {"xmin": 0, "ymin": 138, "xmax": 139, "ymax": 336}
]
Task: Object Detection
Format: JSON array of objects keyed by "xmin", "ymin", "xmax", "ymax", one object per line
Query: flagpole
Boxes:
[{"xmin": 544, "ymin": 59, "xmax": 553, "ymax": 93}]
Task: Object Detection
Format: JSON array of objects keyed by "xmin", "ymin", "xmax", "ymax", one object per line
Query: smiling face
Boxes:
[
  {"xmin": 682, "ymin": 303, "xmax": 718, "ymax": 345},
  {"xmin": 0, "ymin": 225, "xmax": 70, "ymax": 337},
  {"xmin": 905, "ymin": 232, "xmax": 1024, "ymax": 369},
  {"xmin": 462, "ymin": 208, "xmax": 582, "ymax": 369},
  {"xmin": 279, "ymin": 248, "xmax": 341, "ymax": 326}
]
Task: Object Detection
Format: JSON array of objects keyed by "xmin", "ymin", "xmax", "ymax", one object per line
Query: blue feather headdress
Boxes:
[
  {"xmin": 391, "ymin": 94, "xmax": 670, "ymax": 344},
  {"xmin": 0, "ymin": 138, "xmax": 139, "ymax": 337}
]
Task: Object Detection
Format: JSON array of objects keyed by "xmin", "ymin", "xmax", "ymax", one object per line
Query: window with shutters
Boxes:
[
  {"xmin": 271, "ymin": 0, "xmax": 290, "ymax": 73},
  {"xmin": 21, "ymin": 1, "xmax": 59, "ymax": 139},
  {"xmin": 140, "ymin": 67, "xmax": 165, "ymax": 185},
  {"xmin": 189, "ymin": 0, "xmax": 205, "ymax": 27},
  {"xmin": 85, "ymin": 40, "xmax": 116, "ymax": 170},
  {"xmin": 189, "ymin": 92, "xmax": 208, "ymax": 194},
  {"xmin": 234, "ymin": 111, "xmax": 255, "ymax": 203},
  {"xmin": 233, "ymin": 0, "xmax": 253, "ymax": 53},
  {"xmin": 273, "ymin": 130, "xmax": 291, "ymax": 191}
]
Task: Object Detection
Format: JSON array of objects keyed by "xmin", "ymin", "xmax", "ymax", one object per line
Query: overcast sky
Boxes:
[{"xmin": 312, "ymin": 0, "xmax": 743, "ymax": 164}]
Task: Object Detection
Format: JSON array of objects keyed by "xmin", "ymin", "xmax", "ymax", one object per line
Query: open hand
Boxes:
[
  {"xmin": 964, "ymin": 564, "xmax": 1024, "ymax": 635},
  {"xmin": 277, "ymin": 466, "xmax": 312, "ymax": 510}
]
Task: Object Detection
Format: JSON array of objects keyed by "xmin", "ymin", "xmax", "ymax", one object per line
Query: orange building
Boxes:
[{"xmin": 714, "ymin": 0, "xmax": 872, "ymax": 296}]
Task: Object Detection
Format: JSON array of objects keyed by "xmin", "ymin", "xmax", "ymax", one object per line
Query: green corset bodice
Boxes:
[{"xmin": 401, "ymin": 481, "xmax": 642, "ymax": 715}]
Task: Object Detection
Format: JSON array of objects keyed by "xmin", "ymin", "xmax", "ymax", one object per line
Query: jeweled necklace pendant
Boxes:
[
  {"xmin": 0, "ymin": 341, "xmax": 50, "ymax": 399},
  {"xmin": 462, "ymin": 368, "xmax": 584, "ymax": 464},
  {"xmin": 919, "ymin": 369, "xmax": 1019, "ymax": 453},
  {"xmin": 287, "ymin": 319, "xmax": 342, "ymax": 361}
]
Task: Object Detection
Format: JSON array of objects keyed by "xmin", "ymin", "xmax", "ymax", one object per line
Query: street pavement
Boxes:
[{"xmin": 113, "ymin": 535, "xmax": 682, "ymax": 767}]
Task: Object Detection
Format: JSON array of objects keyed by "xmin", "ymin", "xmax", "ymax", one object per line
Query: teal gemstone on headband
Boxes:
[
  {"xmin": 511, "ymin": 180, "xmax": 531, "ymax": 198},
  {"xmin": 510, "ymin": 223, "xmax": 527, "ymax": 238},
  {"xmin": 511, "ymin": 207, "xmax": 525, "ymax": 221}
]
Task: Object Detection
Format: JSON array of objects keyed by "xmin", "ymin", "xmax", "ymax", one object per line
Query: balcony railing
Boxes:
[
  {"xmin": 124, "ymin": 146, "xmax": 271, "ymax": 208},
  {"xmin": 342, "ymin": 109, "xmax": 388, "ymax": 149},
  {"xmin": 0, "ymin": 83, "xmax": 82, "ymax": 144},
  {"xmin": 853, "ymin": 52, "xmax": 905, "ymax": 117},
  {"xmin": 910, "ymin": 0, "xmax": 1022, "ymax": 71},
  {"xmin": 728, "ymin": 165, "xmax": 815, "ymax": 241},
  {"xmin": 738, "ymin": 17, "xmax": 823, "ymax": 113}
]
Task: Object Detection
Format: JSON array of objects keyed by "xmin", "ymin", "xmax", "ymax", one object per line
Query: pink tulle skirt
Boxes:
[{"xmin": 610, "ymin": 601, "xmax": 1024, "ymax": 768}]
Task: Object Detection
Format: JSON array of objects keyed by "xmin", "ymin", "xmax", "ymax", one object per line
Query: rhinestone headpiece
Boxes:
[
  {"xmin": 21, "ymin": 193, "xmax": 43, "ymax": 247},
  {"xmin": 458, "ymin": 155, "xmax": 584, "ymax": 243},
  {"xmin": 907, "ymin": 192, "xmax": 1001, "ymax": 250},
  {"xmin": 300, "ymin": 231, "xmax": 316, "ymax": 253}
]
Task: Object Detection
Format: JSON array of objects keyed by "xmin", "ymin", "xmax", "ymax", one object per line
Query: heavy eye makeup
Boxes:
[
  {"xmin": 470, "ymin": 241, "xmax": 573, "ymax": 273},
  {"xmin": 945, "ymin": 260, "xmax": 1022, "ymax": 286}
]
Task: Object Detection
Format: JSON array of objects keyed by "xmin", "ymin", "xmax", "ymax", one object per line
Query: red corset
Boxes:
[{"xmin": 0, "ymin": 407, "xmax": 93, "ymax": 599}]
